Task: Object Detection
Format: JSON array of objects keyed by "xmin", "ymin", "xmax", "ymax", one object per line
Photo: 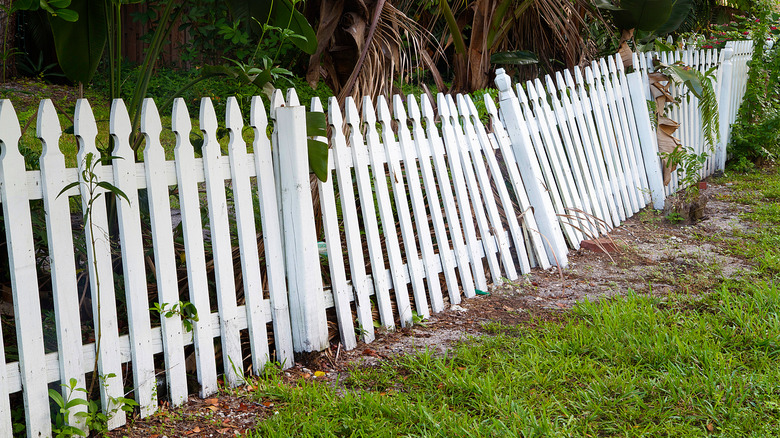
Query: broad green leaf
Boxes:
[
  {"xmin": 48, "ymin": 0, "xmax": 107, "ymax": 84},
  {"xmin": 53, "ymin": 8, "xmax": 79, "ymax": 22},
  {"xmin": 654, "ymin": 0, "xmax": 694, "ymax": 35},
  {"xmin": 48, "ymin": 0, "xmax": 72, "ymax": 9},
  {"xmin": 306, "ymin": 111, "xmax": 327, "ymax": 138},
  {"xmin": 609, "ymin": 0, "xmax": 674, "ymax": 31},
  {"xmin": 490, "ymin": 50, "xmax": 539, "ymax": 65},
  {"xmin": 308, "ymin": 138, "xmax": 329, "ymax": 182}
]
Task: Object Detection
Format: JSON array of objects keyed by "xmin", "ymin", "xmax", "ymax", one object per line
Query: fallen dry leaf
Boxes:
[{"xmin": 205, "ymin": 398, "xmax": 219, "ymax": 405}]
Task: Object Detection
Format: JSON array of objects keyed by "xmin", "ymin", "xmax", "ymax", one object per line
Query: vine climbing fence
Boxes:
[{"xmin": 0, "ymin": 41, "xmax": 752, "ymax": 437}]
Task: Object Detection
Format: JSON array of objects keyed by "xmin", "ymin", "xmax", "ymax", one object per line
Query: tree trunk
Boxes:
[{"xmin": 0, "ymin": 0, "xmax": 17, "ymax": 82}]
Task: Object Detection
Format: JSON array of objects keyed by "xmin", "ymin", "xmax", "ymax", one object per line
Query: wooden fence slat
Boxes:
[
  {"xmin": 171, "ymin": 98, "xmax": 219, "ymax": 396},
  {"xmin": 249, "ymin": 96, "xmax": 294, "ymax": 365},
  {"xmin": 141, "ymin": 99, "xmax": 189, "ymax": 406},
  {"xmin": 421, "ymin": 95, "xmax": 474, "ymax": 301},
  {"xmin": 456, "ymin": 95, "xmax": 517, "ymax": 280},
  {"xmin": 363, "ymin": 97, "xmax": 414, "ymax": 325},
  {"xmin": 111, "ymin": 99, "xmax": 158, "ymax": 416},
  {"xmin": 546, "ymin": 75, "xmax": 605, "ymax": 235},
  {"xmin": 407, "ymin": 96, "xmax": 461, "ymax": 306},
  {"xmin": 74, "ymin": 99, "xmax": 126, "ymax": 429},
  {"xmin": 393, "ymin": 95, "xmax": 444, "ymax": 313},
  {"xmin": 37, "ymin": 99, "xmax": 89, "ymax": 432},
  {"xmin": 483, "ymin": 94, "xmax": 550, "ymax": 270},
  {"xmin": 565, "ymin": 69, "xmax": 621, "ymax": 228},
  {"xmin": 200, "ymin": 97, "xmax": 244, "ymax": 385},
  {"xmin": 328, "ymin": 97, "xmax": 376, "ymax": 341},
  {"xmin": 465, "ymin": 95, "xmax": 531, "ymax": 274},
  {"xmin": 493, "ymin": 70, "xmax": 568, "ymax": 267},
  {"xmin": 377, "ymin": 96, "xmax": 430, "ymax": 318},
  {"xmin": 438, "ymin": 94, "xmax": 489, "ymax": 291},
  {"xmin": 311, "ymin": 97, "xmax": 358, "ymax": 350},
  {"xmin": 0, "ymin": 100, "xmax": 51, "ymax": 437},
  {"xmin": 225, "ymin": 97, "xmax": 273, "ymax": 371},
  {"xmin": 345, "ymin": 98, "xmax": 396, "ymax": 328}
]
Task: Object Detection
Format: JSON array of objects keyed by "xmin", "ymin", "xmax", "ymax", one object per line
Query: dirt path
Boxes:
[{"xmin": 108, "ymin": 179, "xmax": 754, "ymax": 437}]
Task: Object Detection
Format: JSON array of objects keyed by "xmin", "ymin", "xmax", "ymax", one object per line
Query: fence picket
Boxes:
[
  {"xmin": 0, "ymin": 100, "xmax": 51, "ymax": 437},
  {"xmin": 249, "ymin": 96, "xmax": 295, "ymax": 365},
  {"xmin": 465, "ymin": 96, "xmax": 532, "ymax": 274},
  {"xmin": 483, "ymin": 94, "xmax": 550, "ymax": 270},
  {"xmin": 439, "ymin": 94, "xmax": 490, "ymax": 289},
  {"xmin": 421, "ymin": 95, "xmax": 475, "ymax": 300},
  {"xmin": 345, "ymin": 97, "xmax": 396, "ymax": 328},
  {"xmin": 111, "ymin": 99, "xmax": 158, "ymax": 416},
  {"xmin": 312, "ymin": 97, "xmax": 358, "ymax": 350},
  {"xmin": 328, "ymin": 97, "xmax": 376, "ymax": 341},
  {"xmin": 457, "ymin": 94, "xmax": 518, "ymax": 279},
  {"xmin": 407, "ymin": 96, "xmax": 461, "ymax": 306},
  {"xmin": 393, "ymin": 95, "xmax": 444, "ymax": 313},
  {"xmin": 74, "ymin": 99, "xmax": 126, "ymax": 429},
  {"xmin": 200, "ymin": 97, "xmax": 244, "ymax": 385},
  {"xmin": 377, "ymin": 96, "xmax": 430, "ymax": 318},
  {"xmin": 225, "ymin": 97, "xmax": 273, "ymax": 371},
  {"xmin": 364, "ymin": 97, "xmax": 414, "ymax": 325}
]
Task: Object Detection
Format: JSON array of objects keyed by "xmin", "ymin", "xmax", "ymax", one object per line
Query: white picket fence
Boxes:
[{"xmin": 0, "ymin": 42, "xmax": 752, "ymax": 437}]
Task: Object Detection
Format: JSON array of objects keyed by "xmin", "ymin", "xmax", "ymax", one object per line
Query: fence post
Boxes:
[
  {"xmin": 494, "ymin": 69, "xmax": 568, "ymax": 268},
  {"xmin": 715, "ymin": 47, "xmax": 734, "ymax": 172},
  {"xmin": 626, "ymin": 71, "xmax": 666, "ymax": 210},
  {"xmin": 276, "ymin": 105, "xmax": 329, "ymax": 352}
]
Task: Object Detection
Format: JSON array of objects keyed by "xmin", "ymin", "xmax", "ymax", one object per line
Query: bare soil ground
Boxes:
[{"xmin": 107, "ymin": 179, "xmax": 754, "ymax": 437}]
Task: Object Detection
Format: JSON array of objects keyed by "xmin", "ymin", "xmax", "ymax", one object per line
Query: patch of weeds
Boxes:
[{"xmin": 481, "ymin": 321, "xmax": 523, "ymax": 336}]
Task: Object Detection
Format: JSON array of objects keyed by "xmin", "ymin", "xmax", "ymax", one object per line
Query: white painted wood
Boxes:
[
  {"xmin": 438, "ymin": 93, "xmax": 489, "ymax": 290},
  {"xmin": 393, "ymin": 95, "xmax": 444, "ymax": 313},
  {"xmin": 111, "ymin": 99, "xmax": 158, "ymax": 416},
  {"xmin": 456, "ymin": 94, "xmax": 517, "ymax": 280},
  {"xmin": 141, "ymin": 99, "xmax": 189, "ymax": 405},
  {"xmin": 583, "ymin": 65, "xmax": 629, "ymax": 222},
  {"xmin": 715, "ymin": 47, "xmax": 734, "ymax": 171},
  {"xmin": 363, "ymin": 96, "xmax": 414, "ymax": 325},
  {"xmin": 483, "ymin": 94, "xmax": 550, "ymax": 270},
  {"xmin": 311, "ymin": 97, "xmax": 358, "ymax": 349},
  {"xmin": 626, "ymin": 71, "xmax": 666, "ymax": 210},
  {"xmin": 493, "ymin": 69, "xmax": 568, "ymax": 267},
  {"xmin": 74, "ymin": 98, "xmax": 126, "ymax": 429},
  {"xmin": 171, "ymin": 98, "xmax": 219, "ymax": 396},
  {"xmin": 546, "ymin": 75, "xmax": 605, "ymax": 236},
  {"xmin": 36, "ymin": 99, "xmax": 88, "ymax": 434},
  {"xmin": 275, "ymin": 104, "xmax": 329, "ymax": 351},
  {"xmin": 596, "ymin": 59, "xmax": 640, "ymax": 215},
  {"xmin": 225, "ymin": 97, "xmax": 272, "ymax": 371},
  {"xmin": 0, "ymin": 100, "xmax": 51, "ymax": 437},
  {"xmin": 465, "ymin": 95, "xmax": 531, "ymax": 274},
  {"xmin": 407, "ymin": 96, "xmax": 459, "ymax": 307},
  {"xmin": 377, "ymin": 96, "xmax": 430, "ymax": 318},
  {"xmin": 420, "ymin": 95, "xmax": 473, "ymax": 302},
  {"xmin": 562, "ymin": 69, "xmax": 620, "ymax": 229},
  {"xmin": 345, "ymin": 97, "xmax": 395, "ymax": 328},
  {"xmin": 327, "ymin": 97, "xmax": 375, "ymax": 341},
  {"xmin": 0, "ymin": 296, "xmax": 8, "ymax": 436},
  {"xmin": 249, "ymin": 96, "xmax": 295, "ymax": 366},
  {"xmin": 199, "ymin": 97, "xmax": 244, "ymax": 384},
  {"xmin": 270, "ymin": 90, "xmax": 287, "ymax": 253}
]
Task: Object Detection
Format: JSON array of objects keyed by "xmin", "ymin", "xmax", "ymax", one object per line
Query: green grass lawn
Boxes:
[{"xmin": 244, "ymin": 165, "xmax": 780, "ymax": 438}]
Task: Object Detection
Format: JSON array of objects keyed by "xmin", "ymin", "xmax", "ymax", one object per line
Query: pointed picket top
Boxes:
[
  {"xmin": 455, "ymin": 93, "xmax": 469, "ymax": 118},
  {"xmin": 532, "ymin": 78, "xmax": 547, "ymax": 102},
  {"xmin": 420, "ymin": 93, "xmax": 436, "ymax": 122},
  {"xmin": 544, "ymin": 75, "xmax": 559, "ymax": 98},
  {"xmin": 465, "ymin": 95, "xmax": 483, "ymax": 124},
  {"xmin": 376, "ymin": 95, "xmax": 392, "ymax": 128},
  {"xmin": 362, "ymin": 96, "xmax": 377, "ymax": 125},
  {"xmin": 515, "ymin": 83, "xmax": 530, "ymax": 105},
  {"xmin": 614, "ymin": 54, "xmax": 627, "ymax": 75},
  {"xmin": 269, "ymin": 89, "xmax": 285, "ymax": 120},
  {"xmin": 344, "ymin": 97, "xmax": 360, "ymax": 126},
  {"xmin": 110, "ymin": 99, "xmax": 134, "ymax": 159},
  {"xmin": 0, "ymin": 100, "xmax": 22, "ymax": 165},
  {"xmin": 226, "ymin": 97, "xmax": 244, "ymax": 135},
  {"xmin": 607, "ymin": 56, "xmax": 618, "ymax": 78},
  {"xmin": 74, "ymin": 99, "xmax": 99, "ymax": 150},
  {"xmin": 37, "ymin": 100, "xmax": 62, "ymax": 159},
  {"xmin": 445, "ymin": 94, "xmax": 460, "ymax": 121},
  {"xmin": 140, "ymin": 99, "xmax": 164, "ymax": 151},
  {"xmin": 171, "ymin": 98, "xmax": 192, "ymax": 136},
  {"xmin": 199, "ymin": 97, "xmax": 219, "ymax": 137},
  {"xmin": 483, "ymin": 92, "xmax": 499, "ymax": 119},
  {"xmin": 584, "ymin": 65, "xmax": 596, "ymax": 87},
  {"xmin": 250, "ymin": 96, "xmax": 268, "ymax": 132},
  {"xmin": 632, "ymin": 53, "xmax": 641, "ymax": 72},
  {"xmin": 573, "ymin": 66, "xmax": 585, "ymax": 87},
  {"xmin": 286, "ymin": 88, "xmax": 301, "ymax": 107},
  {"xmin": 310, "ymin": 96, "xmax": 324, "ymax": 114},
  {"xmin": 327, "ymin": 97, "xmax": 344, "ymax": 129},
  {"xmin": 406, "ymin": 94, "xmax": 422, "ymax": 122},
  {"xmin": 391, "ymin": 94, "xmax": 407, "ymax": 121},
  {"xmin": 437, "ymin": 93, "xmax": 451, "ymax": 119}
]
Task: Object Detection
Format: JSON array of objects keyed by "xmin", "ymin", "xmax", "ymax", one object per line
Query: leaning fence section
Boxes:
[{"xmin": 0, "ymin": 42, "xmax": 754, "ymax": 437}]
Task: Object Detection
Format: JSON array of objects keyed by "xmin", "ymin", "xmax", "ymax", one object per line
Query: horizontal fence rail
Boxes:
[{"xmin": 0, "ymin": 41, "xmax": 752, "ymax": 436}]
